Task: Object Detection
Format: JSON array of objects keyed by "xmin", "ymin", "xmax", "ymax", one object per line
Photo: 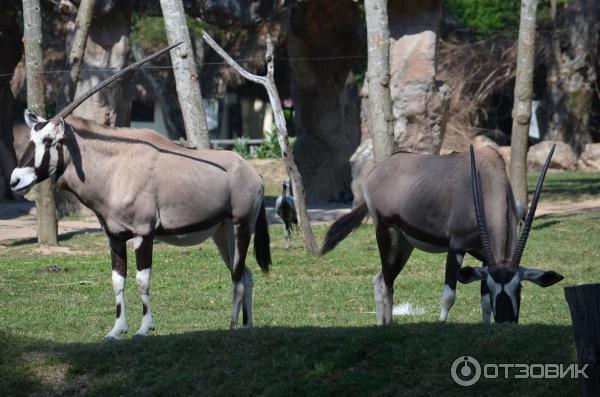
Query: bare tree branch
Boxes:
[{"xmin": 203, "ymin": 30, "xmax": 319, "ymax": 256}]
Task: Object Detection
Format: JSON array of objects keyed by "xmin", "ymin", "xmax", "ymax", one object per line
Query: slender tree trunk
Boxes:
[
  {"xmin": 60, "ymin": 0, "xmax": 96, "ymax": 107},
  {"xmin": 55, "ymin": 0, "xmax": 95, "ymax": 216},
  {"xmin": 364, "ymin": 0, "xmax": 393, "ymax": 164},
  {"xmin": 509, "ymin": 0, "xmax": 538, "ymax": 207},
  {"xmin": 160, "ymin": 0, "xmax": 210, "ymax": 149},
  {"xmin": 22, "ymin": 0, "xmax": 58, "ymax": 245},
  {"xmin": 203, "ymin": 31, "xmax": 319, "ymax": 256}
]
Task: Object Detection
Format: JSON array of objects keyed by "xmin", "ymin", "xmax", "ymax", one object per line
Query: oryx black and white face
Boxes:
[
  {"xmin": 453, "ymin": 145, "xmax": 565, "ymax": 323},
  {"xmin": 10, "ymin": 110, "xmax": 66, "ymax": 195},
  {"xmin": 457, "ymin": 265, "xmax": 563, "ymax": 323}
]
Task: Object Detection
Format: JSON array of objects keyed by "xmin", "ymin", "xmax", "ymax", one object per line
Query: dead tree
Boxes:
[
  {"xmin": 365, "ymin": 0, "xmax": 393, "ymax": 163},
  {"xmin": 565, "ymin": 284, "xmax": 600, "ymax": 396},
  {"xmin": 160, "ymin": 0, "xmax": 210, "ymax": 149},
  {"xmin": 203, "ymin": 31, "xmax": 319, "ymax": 256},
  {"xmin": 509, "ymin": 0, "xmax": 538, "ymax": 207},
  {"xmin": 22, "ymin": 0, "xmax": 58, "ymax": 245}
]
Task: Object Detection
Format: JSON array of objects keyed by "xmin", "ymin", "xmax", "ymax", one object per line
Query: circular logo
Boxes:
[{"xmin": 451, "ymin": 356, "xmax": 481, "ymax": 387}]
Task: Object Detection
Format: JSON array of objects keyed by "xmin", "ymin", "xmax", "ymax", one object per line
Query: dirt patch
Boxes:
[
  {"xmin": 248, "ymin": 159, "xmax": 287, "ymax": 196},
  {"xmin": 31, "ymin": 246, "xmax": 87, "ymax": 256}
]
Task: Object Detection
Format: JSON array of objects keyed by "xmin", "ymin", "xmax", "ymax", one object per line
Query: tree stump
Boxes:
[{"xmin": 565, "ymin": 283, "xmax": 600, "ymax": 396}]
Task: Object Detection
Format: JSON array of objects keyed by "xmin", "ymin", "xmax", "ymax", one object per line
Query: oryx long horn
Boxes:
[
  {"xmin": 470, "ymin": 145, "xmax": 496, "ymax": 266},
  {"xmin": 53, "ymin": 41, "xmax": 183, "ymax": 120},
  {"xmin": 511, "ymin": 144, "xmax": 555, "ymax": 266}
]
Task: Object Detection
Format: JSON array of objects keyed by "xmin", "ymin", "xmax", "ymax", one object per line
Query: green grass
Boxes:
[
  {"xmin": 1, "ymin": 205, "xmax": 599, "ymax": 395},
  {"xmin": 530, "ymin": 171, "xmax": 600, "ymax": 202}
]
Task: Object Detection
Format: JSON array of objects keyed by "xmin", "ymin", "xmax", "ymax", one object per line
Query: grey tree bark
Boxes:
[
  {"xmin": 203, "ymin": 31, "xmax": 319, "ymax": 256},
  {"xmin": 509, "ymin": 0, "xmax": 538, "ymax": 207},
  {"xmin": 56, "ymin": 4, "xmax": 132, "ymax": 216},
  {"xmin": 546, "ymin": 0, "xmax": 598, "ymax": 154},
  {"xmin": 365, "ymin": 0, "xmax": 394, "ymax": 164},
  {"xmin": 23, "ymin": 0, "xmax": 59, "ymax": 245},
  {"xmin": 60, "ymin": 0, "xmax": 96, "ymax": 107},
  {"xmin": 160, "ymin": 0, "xmax": 210, "ymax": 149}
]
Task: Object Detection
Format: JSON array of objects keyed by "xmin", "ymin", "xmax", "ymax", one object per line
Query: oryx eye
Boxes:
[{"xmin": 42, "ymin": 137, "xmax": 53, "ymax": 146}]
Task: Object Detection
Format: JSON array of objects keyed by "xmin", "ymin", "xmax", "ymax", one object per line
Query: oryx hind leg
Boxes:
[
  {"xmin": 105, "ymin": 237, "xmax": 129, "ymax": 340},
  {"xmin": 230, "ymin": 222, "xmax": 252, "ymax": 330},
  {"xmin": 374, "ymin": 224, "xmax": 414, "ymax": 325},
  {"xmin": 213, "ymin": 220, "xmax": 254, "ymax": 330},
  {"xmin": 439, "ymin": 250, "xmax": 464, "ymax": 322}
]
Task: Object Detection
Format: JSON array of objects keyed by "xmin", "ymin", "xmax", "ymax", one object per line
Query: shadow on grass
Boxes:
[
  {"xmin": 533, "ymin": 174, "xmax": 600, "ymax": 201},
  {"xmin": 0, "ymin": 323, "xmax": 580, "ymax": 397}
]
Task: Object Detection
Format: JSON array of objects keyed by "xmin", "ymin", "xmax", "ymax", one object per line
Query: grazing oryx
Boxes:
[
  {"xmin": 10, "ymin": 44, "xmax": 271, "ymax": 339},
  {"xmin": 321, "ymin": 145, "xmax": 563, "ymax": 324},
  {"xmin": 275, "ymin": 180, "xmax": 297, "ymax": 246}
]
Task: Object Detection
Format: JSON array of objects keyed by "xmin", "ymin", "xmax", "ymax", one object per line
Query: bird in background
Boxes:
[{"xmin": 275, "ymin": 180, "xmax": 298, "ymax": 247}]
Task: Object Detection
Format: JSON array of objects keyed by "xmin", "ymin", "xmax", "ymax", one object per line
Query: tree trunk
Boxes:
[
  {"xmin": 71, "ymin": 6, "xmax": 132, "ymax": 127},
  {"xmin": 0, "ymin": 0, "xmax": 23, "ymax": 199},
  {"xmin": 565, "ymin": 284, "xmax": 600, "ymax": 396},
  {"xmin": 60, "ymin": 0, "xmax": 96, "ymax": 107},
  {"xmin": 23, "ymin": 0, "xmax": 59, "ymax": 245},
  {"xmin": 547, "ymin": 0, "xmax": 599, "ymax": 154},
  {"xmin": 287, "ymin": 1, "xmax": 362, "ymax": 202},
  {"xmin": 203, "ymin": 31, "xmax": 319, "ymax": 256},
  {"xmin": 160, "ymin": 0, "xmax": 210, "ymax": 149},
  {"xmin": 364, "ymin": 0, "xmax": 394, "ymax": 164},
  {"xmin": 509, "ymin": 0, "xmax": 538, "ymax": 207},
  {"xmin": 56, "ymin": 4, "xmax": 132, "ymax": 217},
  {"xmin": 55, "ymin": 0, "xmax": 95, "ymax": 216}
]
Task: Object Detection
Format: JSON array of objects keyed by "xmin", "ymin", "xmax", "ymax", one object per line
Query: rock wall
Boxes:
[
  {"xmin": 287, "ymin": 1, "xmax": 363, "ymax": 202},
  {"xmin": 351, "ymin": 0, "xmax": 450, "ymax": 203}
]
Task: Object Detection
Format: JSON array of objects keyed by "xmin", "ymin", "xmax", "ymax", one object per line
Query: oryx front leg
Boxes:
[
  {"xmin": 230, "ymin": 223, "xmax": 251, "ymax": 330},
  {"xmin": 374, "ymin": 225, "xmax": 413, "ymax": 325},
  {"xmin": 105, "ymin": 237, "xmax": 128, "ymax": 340},
  {"xmin": 134, "ymin": 236, "xmax": 155, "ymax": 336},
  {"xmin": 480, "ymin": 279, "xmax": 492, "ymax": 323},
  {"xmin": 439, "ymin": 250, "xmax": 463, "ymax": 322}
]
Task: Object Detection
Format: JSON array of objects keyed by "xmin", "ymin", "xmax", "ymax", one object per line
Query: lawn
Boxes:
[{"xmin": 0, "ymin": 173, "xmax": 599, "ymax": 396}]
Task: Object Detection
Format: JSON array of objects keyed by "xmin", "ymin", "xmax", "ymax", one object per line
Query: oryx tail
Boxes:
[
  {"xmin": 321, "ymin": 202, "xmax": 369, "ymax": 255},
  {"xmin": 254, "ymin": 201, "xmax": 271, "ymax": 273}
]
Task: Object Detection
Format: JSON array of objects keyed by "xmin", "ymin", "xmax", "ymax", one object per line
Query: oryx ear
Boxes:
[
  {"xmin": 457, "ymin": 266, "xmax": 488, "ymax": 284},
  {"xmin": 520, "ymin": 267, "xmax": 564, "ymax": 287},
  {"xmin": 24, "ymin": 109, "xmax": 44, "ymax": 129},
  {"xmin": 55, "ymin": 117, "xmax": 66, "ymax": 141}
]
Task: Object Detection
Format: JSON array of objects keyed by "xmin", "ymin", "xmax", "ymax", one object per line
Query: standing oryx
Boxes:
[
  {"xmin": 321, "ymin": 145, "xmax": 563, "ymax": 324},
  {"xmin": 10, "ymin": 44, "xmax": 271, "ymax": 339}
]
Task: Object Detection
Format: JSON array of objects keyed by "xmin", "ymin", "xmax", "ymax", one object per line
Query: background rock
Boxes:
[
  {"xmin": 577, "ymin": 143, "xmax": 600, "ymax": 171},
  {"xmin": 528, "ymin": 141, "xmax": 577, "ymax": 170}
]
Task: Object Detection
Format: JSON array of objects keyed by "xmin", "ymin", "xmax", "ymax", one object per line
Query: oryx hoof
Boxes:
[{"xmin": 102, "ymin": 334, "xmax": 121, "ymax": 342}]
